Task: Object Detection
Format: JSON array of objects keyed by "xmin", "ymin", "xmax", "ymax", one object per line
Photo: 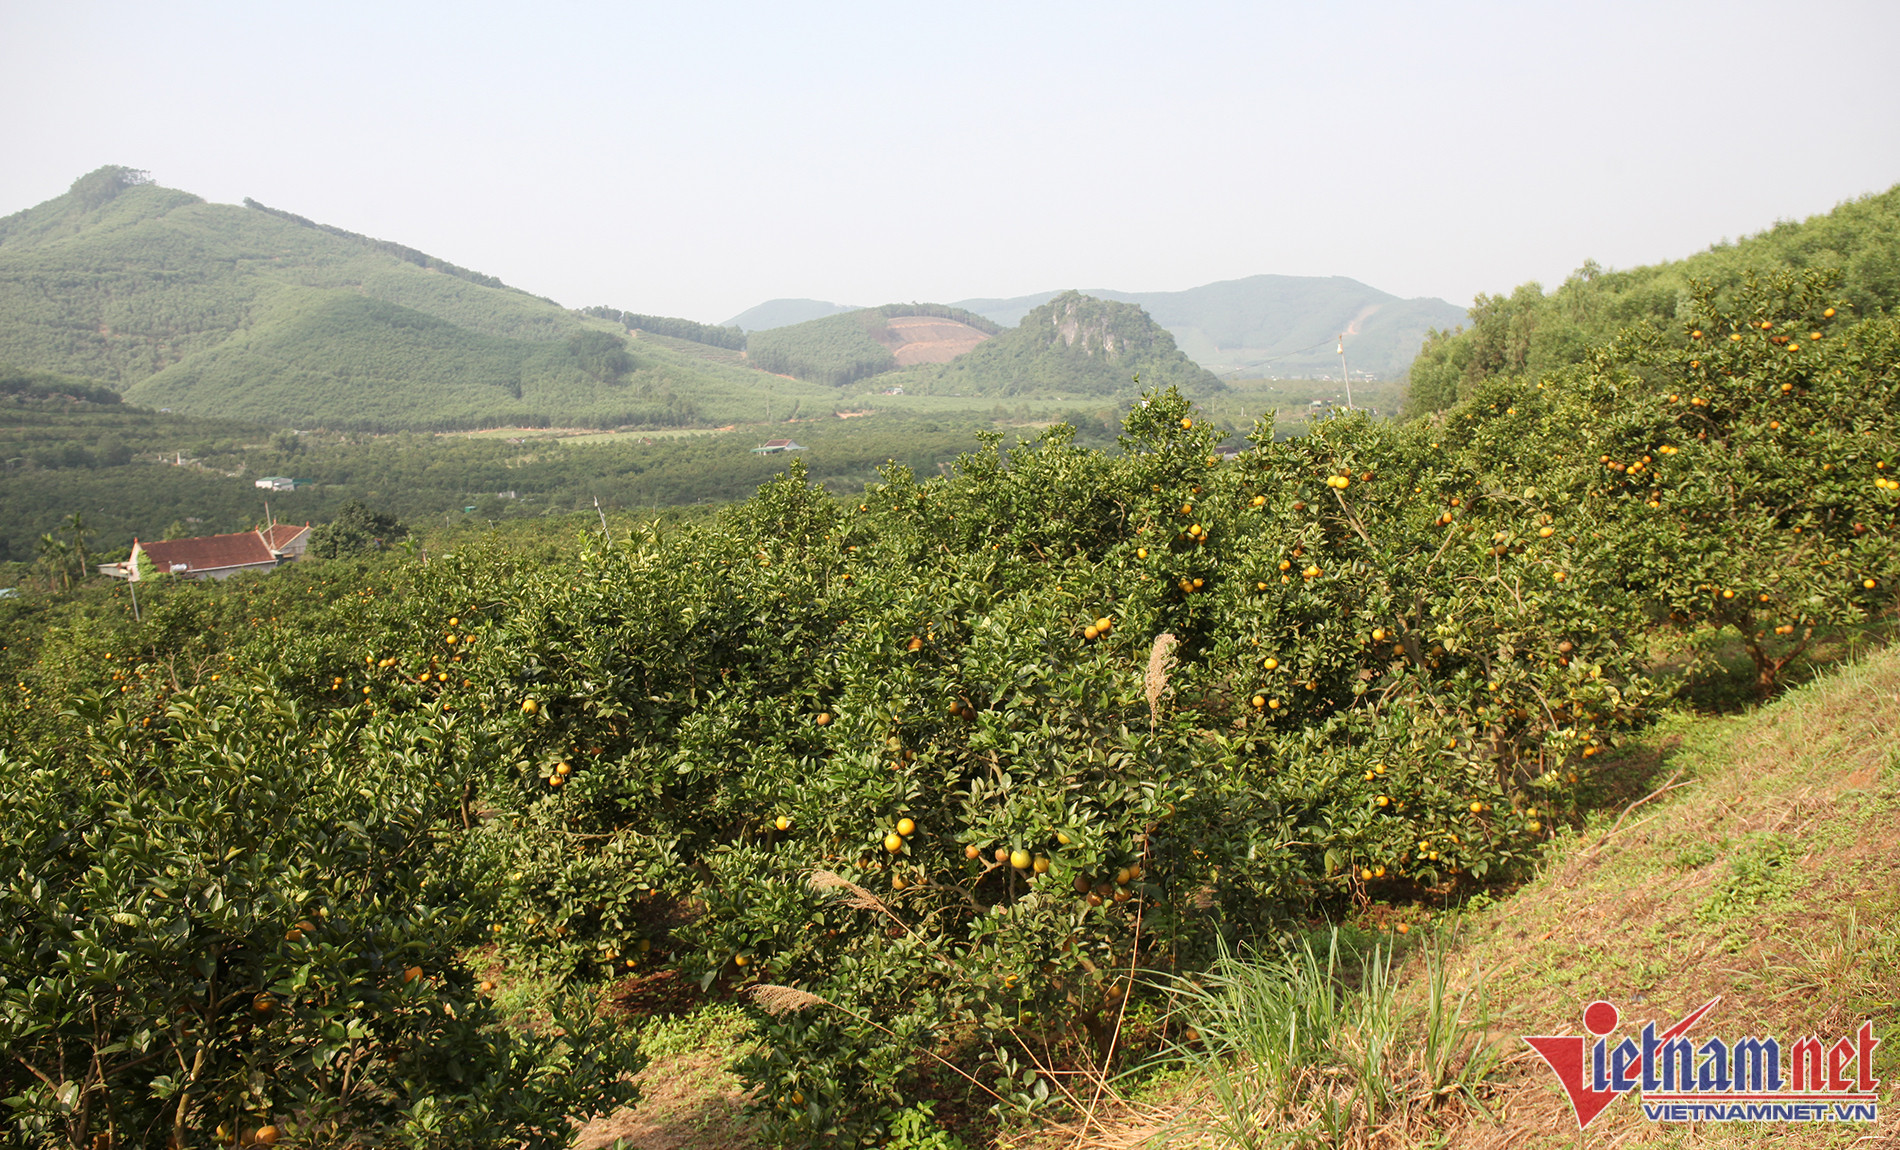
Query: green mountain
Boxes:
[
  {"xmin": 953, "ymin": 275, "xmax": 1466, "ymax": 379},
  {"xmin": 0, "ymin": 167, "xmax": 830, "ymax": 430},
  {"xmin": 744, "ymin": 304, "xmax": 1002, "ymax": 387},
  {"xmin": 899, "ymin": 291, "xmax": 1225, "ymax": 398},
  {"xmin": 723, "ymin": 298, "xmax": 860, "ymax": 332},
  {"xmin": 1406, "ymin": 183, "xmax": 1900, "ymax": 415}
]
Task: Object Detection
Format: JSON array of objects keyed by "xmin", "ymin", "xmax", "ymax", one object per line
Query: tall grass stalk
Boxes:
[{"xmin": 1169, "ymin": 925, "xmax": 1497, "ymax": 1149}]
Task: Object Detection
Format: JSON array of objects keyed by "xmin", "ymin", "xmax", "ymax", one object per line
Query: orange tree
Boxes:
[
  {"xmin": 0, "ymin": 680, "xmax": 642, "ymax": 1149},
  {"xmin": 452, "ymin": 394, "xmax": 1657, "ymax": 1143},
  {"xmin": 1437, "ymin": 269, "xmax": 1899, "ymax": 695}
]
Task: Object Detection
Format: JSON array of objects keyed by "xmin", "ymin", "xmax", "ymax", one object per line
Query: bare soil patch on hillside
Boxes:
[{"xmin": 878, "ymin": 316, "xmax": 993, "ymax": 365}]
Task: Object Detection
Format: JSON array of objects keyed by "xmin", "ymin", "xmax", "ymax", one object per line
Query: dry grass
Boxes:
[
  {"xmin": 573, "ymin": 1006, "xmax": 764, "ymax": 1150},
  {"xmin": 573, "ymin": 1047, "xmax": 761, "ymax": 1150}
]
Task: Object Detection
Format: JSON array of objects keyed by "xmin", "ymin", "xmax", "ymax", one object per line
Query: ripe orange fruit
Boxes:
[
  {"xmin": 1262, "ymin": 657, "xmax": 1278, "ymax": 670},
  {"xmin": 964, "ymin": 844, "xmax": 981, "ymax": 859},
  {"xmin": 252, "ymin": 993, "xmax": 276, "ymax": 1014},
  {"xmin": 896, "ymin": 817, "xmax": 916, "ymax": 837},
  {"xmin": 775, "ymin": 815, "xmax": 792, "ymax": 831},
  {"xmin": 1095, "ymin": 616, "xmax": 1113, "ymax": 632},
  {"xmin": 1395, "ymin": 922, "xmax": 1409, "ymax": 934},
  {"xmin": 1033, "ymin": 856, "xmax": 1051, "ymax": 874},
  {"xmin": 1010, "ymin": 849, "xmax": 1032, "ymax": 870},
  {"xmin": 1181, "ymin": 417, "xmax": 1193, "ymax": 429},
  {"xmin": 403, "ymin": 966, "xmax": 423, "ymax": 984},
  {"xmin": 884, "ymin": 833, "xmax": 904, "ymax": 853},
  {"xmin": 815, "ymin": 711, "xmax": 832, "ymax": 726},
  {"xmin": 1136, "ymin": 547, "xmax": 1148, "ymax": 559},
  {"xmin": 1084, "ymin": 626, "xmax": 1099, "ymax": 640},
  {"xmin": 907, "ymin": 637, "xmax": 924, "ymax": 651},
  {"xmin": 254, "ymin": 1127, "xmax": 281, "ymax": 1147},
  {"xmin": 521, "ymin": 698, "xmax": 539, "ymax": 715}
]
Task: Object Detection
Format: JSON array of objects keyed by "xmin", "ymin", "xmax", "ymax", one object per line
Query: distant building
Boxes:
[
  {"xmin": 260, "ymin": 522, "xmax": 311, "ymax": 560},
  {"xmin": 254, "ymin": 476, "xmax": 298, "ymax": 491},
  {"xmin": 751, "ymin": 439, "xmax": 806, "ymax": 454},
  {"xmin": 98, "ymin": 524, "xmax": 311, "ymax": 582}
]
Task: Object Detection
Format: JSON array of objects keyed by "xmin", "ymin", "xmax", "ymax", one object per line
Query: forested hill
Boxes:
[
  {"xmin": 954, "ymin": 275, "xmax": 1466, "ymax": 379},
  {"xmin": 1406, "ymin": 182, "xmax": 1900, "ymax": 415},
  {"xmin": 743, "ymin": 304, "xmax": 1003, "ymax": 387},
  {"xmin": 900, "ymin": 291, "xmax": 1226, "ymax": 398},
  {"xmin": 0, "ymin": 167, "xmax": 820, "ymax": 431}
]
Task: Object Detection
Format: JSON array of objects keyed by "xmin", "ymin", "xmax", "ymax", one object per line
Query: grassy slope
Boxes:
[{"xmin": 1415, "ymin": 643, "xmax": 1900, "ymax": 1148}]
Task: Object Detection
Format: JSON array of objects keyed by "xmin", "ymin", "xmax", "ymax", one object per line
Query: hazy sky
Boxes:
[{"xmin": 5, "ymin": 1, "xmax": 1897, "ymax": 325}]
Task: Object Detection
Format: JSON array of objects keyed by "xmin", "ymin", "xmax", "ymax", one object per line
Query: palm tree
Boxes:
[
  {"xmin": 34, "ymin": 533, "xmax": 71, "ymax": 592},
  {"xmin": 64, "ymin": 512, "xmax": 93, "ymax": 577}
]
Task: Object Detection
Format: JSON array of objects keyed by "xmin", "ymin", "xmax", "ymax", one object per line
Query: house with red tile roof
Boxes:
[{"xmin": 99, "ymin": 524, "xmax": 311, "ymax": 581}]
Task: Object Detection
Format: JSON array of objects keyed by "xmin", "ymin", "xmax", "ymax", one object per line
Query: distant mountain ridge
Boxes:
[{"xmin": 952, "ymin": 275, "xmax": 1466, "ymax": 379}]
